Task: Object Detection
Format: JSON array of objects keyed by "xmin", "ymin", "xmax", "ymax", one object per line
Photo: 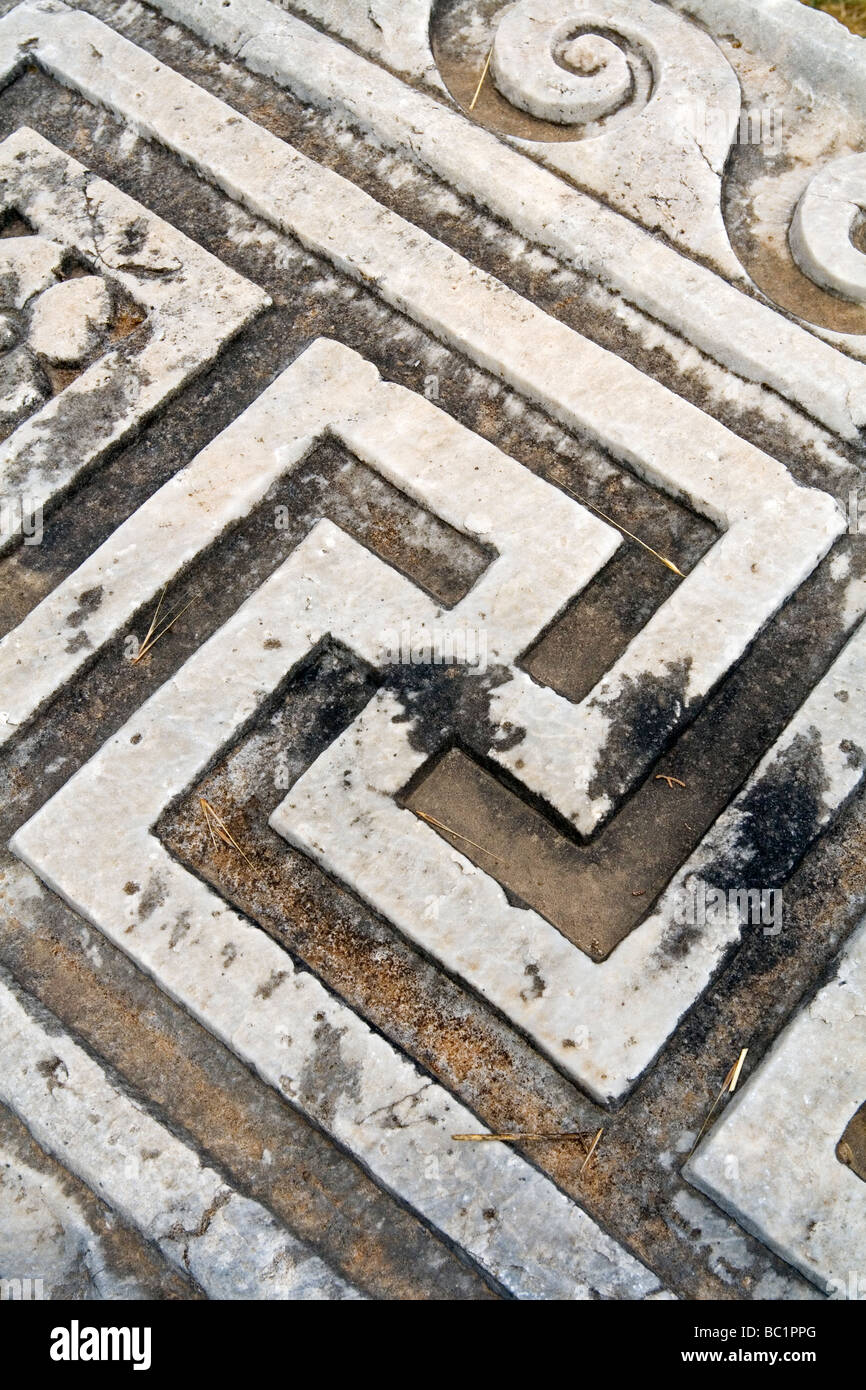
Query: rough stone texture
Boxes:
[
  {"xmin": 0, "ymin": 234, "xmax": 61, "ymax": 308},
  {"xmin": 0, "ymin": 0, "xmax": 864, "ymax": 1302},
  {"xmin": 687, "ymin": 919, "xmax": 866, "ymax": 1296},
  {"xmin": 0, "ymin": 1100, "xmax": 198, "ymax": 1300},
  {"xmin": 0, "ymin": 122, "xmax": 267, "ymax": 547},
  {"xmin": 790, "ymin": 154, "xmax": 866, "ymax": 303},
  {"xmin": 275, "ymin": 611, "xmax": 866, "ymax": 1103},
  {"xmin": 0, "ymin": 970, "xmax": 362, "ymax": 1299},
  {"xmin": 155, "ymin": 0, "xmax": 866, "ymax": 431},
  {"xmin": 27, "ymin": 275, "xmax": 111, "ymax": 362},
  {"xmin": 8, "ymin": 519, "xmax": 662, "ymax": 1299},
  {"xmin": 0, "ymin": 341, "xmax": 45, "ymax": 431}
]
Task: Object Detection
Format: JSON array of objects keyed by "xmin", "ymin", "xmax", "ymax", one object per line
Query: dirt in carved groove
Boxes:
[
  {"xmin": 153, "ymin": 624, "xmax": 866, "ymax": 1299},
  {"xmin": 403, "ymin": 556, "xmax": 865, "ymax": 960},
  {"xmin": 837, "ymin": 1101, "xmax": 866, "ymax": 1182}
]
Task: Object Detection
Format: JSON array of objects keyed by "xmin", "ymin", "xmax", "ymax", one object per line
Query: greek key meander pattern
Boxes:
[{"xmin": 1, "ymin": 0, "xmax": 865, "ymax": 1298}]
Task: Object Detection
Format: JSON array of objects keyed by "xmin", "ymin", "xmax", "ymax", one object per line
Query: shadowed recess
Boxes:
[{"xmin": 403, "ymin": 554, "xmax": 857, "ymax": 958}]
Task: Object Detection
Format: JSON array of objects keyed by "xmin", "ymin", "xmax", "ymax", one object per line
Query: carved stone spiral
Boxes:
[{"xmin": 789, "ymin": 154, "xmax": 866, "ymax": 305}]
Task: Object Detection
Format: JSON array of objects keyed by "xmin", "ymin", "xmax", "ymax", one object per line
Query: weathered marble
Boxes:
[
  {"xmin": 1, "ymin": 0, "xmax": 864, "ymax": 1303},
  {"xmin": 0, "ymin": 972, "xmax": 362, "ymax": 1299},
  {"xmin": 688, "ymin": 921, "xmax": 866, "ymax": 1297}
]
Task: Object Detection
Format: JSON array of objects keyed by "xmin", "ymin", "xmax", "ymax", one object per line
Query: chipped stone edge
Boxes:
[
  {"xmin": 0, "ymin": 123, "xmax": 268, "ymax": 545},
  {"xmin": 672, "ymin": 0, "xmax": 866, "ymax": 114},
  {"xmin": 280, "ymin": 0, "xmax": 447, "ymax": 94},
  {"xmin": 0, "ymin": 967, "xmax": 364, "ymax": 1300}
]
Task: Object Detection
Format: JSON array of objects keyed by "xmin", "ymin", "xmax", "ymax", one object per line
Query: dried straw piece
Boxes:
[
  {"xmin": 452, "ymin": 1131, "xmax": 592, "ymax": 1143},
  {"xmin": 580, "ymin": 1128, "xmax": 604, "ymax": 1175},
  {"xmin": 131, "ymin": 587, "xmax": 196, "ymax": 665},
  {"xmin": 469, "ymin": 45, "xmax": 493, "ymax": 110},
  {"xmin": 414, "ymin": 809, "xmax": 506, "ymax": 865},
  {"xmin": 199, "ymin": 796, "xmax": 256, "ymax": 870},
  {"xmin": 556, "ymin": 478, "xmax": 685, "ymax": 577},
  {"xmin": 687, "ymin": 1048, "xmax": 749, "ymax": 1159}
]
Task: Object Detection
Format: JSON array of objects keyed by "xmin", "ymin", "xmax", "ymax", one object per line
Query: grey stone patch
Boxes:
[
  {"xmin": 65, "ymin": 585, "xmax": 102, "ymax": 628},
  {"xmin": 586, "ymin": 659, "xmax": 693, "ymax": 815},
  {"xmin": 0, "ymin": 340, "xmax": 45, "ymax": 431},
  {"xmin": 299, "ymin": 1015, "xmax": 363, "ymax": 1129},
  {"xmin": 0, "ymin": 312, "xmax": 16, "ymax": 349},
  {"xmin": 699, "ymin": 729, "xmax": 831, "ymax": 892},
  {"xmin": 137, "ymin": 874, "xmax": 167, "ymax": 922},
  {"xmin": 386, "ymin": 659, "xmax": 525, "ymax": 759},
  {"xmin": 63, "ymin": 630, "xmax": 91, "ymax": 655},
  {"xmin": 254, "ymin": 969, "xmax": 288, "ymax": 1000},
  {"xmin": 167, "ymin": 911, "xmax": 191, "ymax": 949},
  {"xmin": 0, "ymin": 1113, "xmax": 190, "ymax": 1300},
  {"xmin": 520, "ymin": 963, "xmax": 546, "ymax": 1001},
  {"xmin": 35, "ymin": 1054, "xmax": 68, "ymax": 1094}
]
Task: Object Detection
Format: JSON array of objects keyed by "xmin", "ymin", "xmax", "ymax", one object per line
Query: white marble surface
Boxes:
[
  {"xmin": 0, "ymin": 330, "xmax": 848, "ymax": 1101},
  {"xmin": 0, "ymin": 234, "xmax": 62, "ymax": 308},
  {"xmin": 27, "ymin": 276, "xmax": 111, "ymax": 363},
  {"xmin": 491, "ymin": 6, "xmax": 634, "ymax": 123},
  {"xmin": 275, "ymin": 611, "xmax": 866, "ymax": 1103},
  {"xmin": 0, "ymin": 1140, "xmax": 149, "ymax": 1299},
  {"xmin": 0, "ymin": 969, "xmax": 362, "ymax": 1299},
  {"xmin": 0, "ymin": 123, "xmax": 267, "ymax": 546},
  {"xmin": 143, "ymin": 0, "xmax": 866, "ymax": 435},
  {"xmin": 671, "ymin": 0, "xmax": 866, "ymax": 113},
  {"xmin": 791, "ymin": 154, "xmax": 866, "ymax": 303},
  {"xmin": 280, "ymin": 0, "xmax": 446, "ymax": 92},
  {"xmin": 7, "ymin": 526, "xmax": 661, "ymax": 1300},
  {"xmin": 486, "ymin": 0, "xmax": 742, "ymax": 269},
  {"xmin": 687, "ymin": 919, "xmax": 866, "ymax": 1296}
]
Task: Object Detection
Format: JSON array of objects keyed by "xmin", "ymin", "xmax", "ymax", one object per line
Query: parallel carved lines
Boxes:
[{"xmin": 0, "ymin": 970, "xmax": 362, "ymax": 1300}]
